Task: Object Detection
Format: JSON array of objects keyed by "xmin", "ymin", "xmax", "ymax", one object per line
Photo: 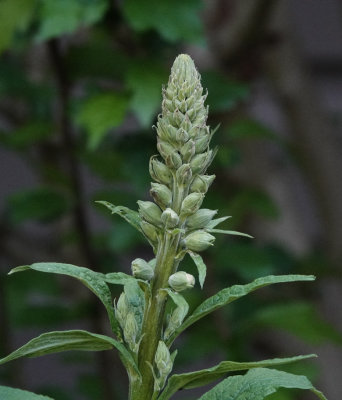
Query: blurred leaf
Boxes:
[
  {"xmin": 76, "ymin": 93, "xmax": 129, "ymax": 149},
  {"xmin": 253, "ymin": 302, "xmax": 342, "ymax": 345},
  {"xmin": 0, "ymin": 386, "xmax": 53, "ymax": 400},
  {"xmin": 229, "ymin": 118, "xmax": 278, "ymax": 141},
  {"xmin": 122, "ymin": 0, "xmax": 204, "ymax": 43},
  {"xmin": 36, "ymin": 0, "xmax": 108, "ymax": 41},
  {"xmin": 78, "ymin": 374, "xmax": 103, "ymax": 400},
  {"xmin": 7, "ymin": 187, "xmax": 70, "ymax": 224},
  {"xmin": 0, "ymin": 0, "xmax": 36, "ymax": 53},
  {"xmin": 126, "ymin": 62, "xmax": 167, "ymax": 127},
  {"xmin": 82, "ymin": 149, "xmax": 124, "ymax": 181},
  {"xmin": 0, "ymin": 122, "xmax": 51, "ymax": 150},
  {"xmin": 202, "ymin": 71, "xmax": 249, "ymax": 112}
]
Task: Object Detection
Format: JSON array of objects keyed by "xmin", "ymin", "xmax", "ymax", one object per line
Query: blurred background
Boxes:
[{"xmin": 0, "ymin": 0, "xmax": 341, "ymax": 399}]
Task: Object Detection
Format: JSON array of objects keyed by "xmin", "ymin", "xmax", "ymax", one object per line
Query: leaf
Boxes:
[
  {"xmin": 188, "ymin": 251, "xmax": 206, "ymax": 289},
  {"xmin": 0, "ymin": 330, "xmax": 139, "ymax": 377},
  {"xmin": 198, "ymin": 368, "xmax": 327, "ymax": 400},
  {"xmin": 9, "ymin": 263, "xmax": 118, "ymax": 335},
  {"xmin": 36, "ymin": 0, "xmax": 108, "ymax": 41},
  {"xmin": 163, "ymin": 289, "xmax": 189, "ymax": 317},
  {"xmin": 76, "ymin": 93, "xmax": 129, "ymax": 149},
  {"xmin": 0, "ymin": 0, "xmax": 36, "ymax": 54},
  {"xmin": 206, "ymin": 228, "xmax": 253, "ymax": 239},
  {"xmin": 122, "ymin": 0, "xmax": 204, "ymax": 43},
  {"xmin": 206, "ymin": 216, "xmax": 231, "ymax": 229},
  {"xmin": 159, "ymin": 354, "xmax": 316, "ymax": 400},
  {"xmin": 96, "ymin": 201, "xmax": 142, "ymax": 233},
  {"xmin": 229, "ymin": 118, "xmax": 279, "ymax": 141},
  {"xmin": 0, "ymin": 122, "xmax": 52, "ymax": 150},
  {"xmin": 104, "ymin": 272, "xmax": 136, "ymax": 285},
  {"xmin": 124, "ymin": 280, "xmax": 145, "ymax": 332},
  {"xmin": 126, "ymin": 62, "xmax": 168, "ymax": 127},
  {"xmin": 0, "ymin": 386, "xmax": 54, "ymax": 400},
  {"xmin": 7, "ymin": 187, "xmax": 70, "ymax": 224},
  {"xmin": 166, "ymin": 275, "xmax": 315, "ymax": 344}
]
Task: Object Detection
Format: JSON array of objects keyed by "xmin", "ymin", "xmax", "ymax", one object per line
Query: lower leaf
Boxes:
[{"xmin": 0, "ymin": 386, "xmax": 54, "ymax": 400}]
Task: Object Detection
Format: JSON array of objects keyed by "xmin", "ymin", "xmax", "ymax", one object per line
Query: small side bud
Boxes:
[
  {"xmin": 164, "ymin": 307, "xmax": 187, "ymax": 340},
  {"xmin": 175, "ymin": 164, "xmax": 192, "ymax": 187},
  {"xmin": 190, "ymin": 150, "xmax": 212, "ymax": 174},
  {"xmin": 165, "ymin": 151, "xmax": 182, "ymax": 170},
  {"xmin": 115, "ymin": 292, "xmax": 128, "ymax": 330},
  {"xmin": 150, "ymin": 183, "xmax": 172, "ymax": 209},
  {"xmin": 155, "ymin": 341, "xmax": 173, "ymax": 379},
  {"xmin": 169, "ymin": 271, "xmax": 195, "ymax": 292},
  {"xmin": 141, "ymin": 221, "xmax": 159, "ymax": 243},
  {"xmin": 149, "ymin": 157, "xmax": 172, "ymax": 186},
  {"xmin": 138, "ymin": 201, "xmax": 162, "ymax": 226},
  {"xmin": 190, "ymin": 174, "xmax": 215, "ymax": 193},
  {"xmin": 131, "ymin": 258, "xmax": 154, "ymax": 281},
  {"xmin": 157, "ymin": 141, "xmax": 174, "ymax": 160},
  {"xmin": 183, "ymin": 230, "xmax": 215, "ymax": 252},
  {"xmin": 161, "ymin": 208, "xmax": 179, "ymax": 228},
  {"xmin": 180, "ymin": 139, "xmax": 196, "ymax": 162},
  {"xmin": 194, "ymin": 135, "xmax": 210, "ymax": 153},
  {"xmin": 180, "ymin": 193, "xmax": 204, "ymax": 216},
  {"xmin": 186, "ymin": 208, "xmax": 217, "ymax": 229},
  {"xmin": 176, "ymin": 128, "xmax": 189, "ymax": 143},
  {"xmin": 124, "ymin": 312, "xmax": 139, "ymax": 351}
]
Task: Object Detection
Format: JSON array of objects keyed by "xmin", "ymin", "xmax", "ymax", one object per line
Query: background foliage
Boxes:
[{"xmin": 0, "ymin": 1, "xmax": 341, "ymax": 399}]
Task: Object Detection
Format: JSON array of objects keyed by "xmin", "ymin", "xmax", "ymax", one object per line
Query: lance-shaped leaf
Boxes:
[
  {"xmin": 188, "ymin": 251, "xmax": 206, "ymax": 289},
  {"xmin": 166, "ymin": 275, "xmax": 315, "ymax": 345},
  {"xmin": 9, "ymin": 263, "xmax": 119, "ymax": 335},
  {"xmin": 124, "ymin": 279, "xmax": 145, "ymax": 332},
  {"xmin": 163, "ymin": 289, "xmax": 189, "ymax": 317},
  {"xmin": 159, "ymin": 354, "xmax": 316, "ymax": 400},
  {"xmin": 198, "ymin": 367, "xmax": 327, "ymax": 400},
  {"xmin": 206, "ymin": 228, "xmax": 253, "ymax": 239},
  {"xmin": 0, "ymin": 386, "xmax": 54, "ymax": 400},
  {"xmin": 0, "ymin": 330, "xmax": 140, "ymax": 377},
  {"xmin": 105, "ymin": 272, "xmax": 136, "ymax": 285},
  {"xmin": 205, "ymin": 216, "xmax": 231, "ymax": 229},
  {"xmin": 96, "ymin": 201, "xmax": 142, "ymax": 233}
]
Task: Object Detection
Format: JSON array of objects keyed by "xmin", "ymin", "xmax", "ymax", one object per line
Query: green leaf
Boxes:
[
  {"xmin": 122, "ymin": 0, "xmax": 204, "ymax": 43},
  {"xmin": 166, "ymin": 275, "xmax": 315, "ymax": 344},
  {"xmin": 206, "ymin": 216, "xmax": 231, "ymax": 229},
  {"xmin": 36, "ymin": 0, "xmax": 108, "ymax": 41},
  {"xmin": 126, "ymin": 62, "xmax": 168, "ymax": 127},
  {"xmin": 104, "ymin": 272, "xmax": 136, "ymax": 285},
  {"xmin": 163, "ymin": 289, "xmax": 189, "ymax": 317},
  {"xmin": 9, "ymin": 263, "xmax": 118, "ymax": 335},
  {"xmin": 159, "ymin": 354, "xmax": 316, "ymax": 400},
  {"xmin": 0, "ymin": 386, "xmax": 53, "ymax": 400},
  {"xmin": 188, "ymin": 251, "xmax": 206, "ymax": 289},
  {"xmin": 0, "ymin": 0, "xmax": 36, "ymax": 53},
  {"xmin": 229, "ymin": 118, "xmax": 278, "ymax": 141},
  {"xmin": 206, "ymin": 228, "xmax": 253, "ymax": 239},
  {"xmin": 198, "ymin": 368, "xmax": 327, "ymax": 400},
  {"xmin": 76, "ymin": 93, "xmax": 129, "ymax": 149},
  {"xmin": 0, "ymin": 330, "xmax": 139, "ymax": 377},
  {"xmin": 124, "ymin": 280, "xmax": 145, "ymax": 332},
  {"xmin": 96, "ymin": 201, "xmax": 142, "ymax": 233},
  {"xmin": 0, "ymin": 122, "xmax": 51, "ymax": 150},
  {"xmin": 7, "ymin": 187, "xmax": 70, "ymax": 224}
]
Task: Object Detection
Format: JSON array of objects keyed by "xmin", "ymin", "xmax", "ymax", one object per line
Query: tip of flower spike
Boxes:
[{"xmin": 171, "ymin": 54, "xmax": 198, "ymax": 83}]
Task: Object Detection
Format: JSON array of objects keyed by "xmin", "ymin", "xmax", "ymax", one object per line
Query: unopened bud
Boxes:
[
  {"xmin": 186, "ymin": 209, "xmax": 217, "ymax": 229},
  {"xmin": 194, "ymin": 135, "xmax": 210, "ymax": 153},
  {"xmin": 166, "ymin": 151, "xmax": 182, "ymax": 169},
  {"xmin": 183, "ymin": 230, "xmax": 215, "ymax": 252},
  {"xmin": 150, "ymin": 183, "xmax": 172, "ymax": 209},
  {"xmin": 141, "ymin": 221, "xmax": 159, "ymax": 243},
  {"xmin": 176, "ymin": 163, "xmax": 192, "ymax": 186},
  {"xmin": 180, "ymin": 193, "xmax": 204, "ymax": 216},
  {"xmin": 168, "ymin": 271, "xmax": 195, "ymax": 292},
  {"xmin": 157, "ymin": 141, "xmax": 174, "ymax": 160},
  {"xmin": 155, "ymin": 341, "xmax": 173, "ymax": 378},
  {"xmin": 124, "ymin": 312, "xmax": 139, "ymax": 349},
  {"xmin": 180, "ymin": 139, "xmax": 196, "ymax": 162},
  {"xmin": 190, "ymin": 174, "xmax": 215, "ymax": 193},
  {"xmin": 131, "ymin": 258, "xmax": 154, "ymax": 281},
  {"xmin": 138, "ymin": 201, "xmax": 162, "ymax": 226},
  {"xmin": 164, "ymin": 307, "xmax": 187, "ymax": 340},
  {"xmin": 161, "ymin": 208, "xmax": 179, "ymax": 228},
  {"xmin": 115, "ymin": 292, "xmax": 128, "ymax": 330},
  {"xmin": 176, "ymin": 128, "xmax": 189, "ymax": 143},
  {"xmin": 149, "ymin": 157, "xmax": 172, "ymax": 185},
  {"xmin": 190, "ymin": 150, "xmax": 212, "ymax": 174}
]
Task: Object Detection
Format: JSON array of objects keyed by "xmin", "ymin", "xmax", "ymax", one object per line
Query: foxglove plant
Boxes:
[{"xmin": 0, "ymin": 55, "xmax": 327, "ymax": 400}]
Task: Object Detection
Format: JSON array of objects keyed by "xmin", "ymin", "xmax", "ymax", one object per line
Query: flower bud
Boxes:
[
  {"xmin": 176, "ymin": 163, "xmax": 192, "ymax": 186},
  {"xmin": 183, "ymin": 230, "xmax": 215, "ymax": 252},
  {"xmin": 124, "ymin": 312, "xmax": 139, "ymax": 350},
  {"xmin": 180, "ymin": 139, "xmax": 195, "ymax": 162},
  {"xmin": 180, "ymin": 193, "xmax": 204, "ymax": 216},
  {"xmin": 155, "ymin": 341, "xmax": 173, "ymax": 383},
  {"xmin": 194, "ymin": 135, "xmax": 210, "ymax": 153},
  {"xmin": 176, "ymin": 128, "xmax": 189, "ymax": 143},
  {"xmin": 161, "ymin": 208, "xmax": 179, "ymax": 228},
  {"xmin": 190, "ymin": 150, "xmax": 212, "ymax": 174},
  {"xmin": 138, "ymin": 201, "xmax": 162, "ymax": 226},
  {"xmin": 157, "ymin": 140, "xmax": 174, "ymax": 160},
  {"xmin": 131, "ymin": 258, "xmax": 154, "ymax": 281},
  {"xmin": 190, "ymin": 174, "xmax": 215, "ymax": 193},
  {"xmin": 141, "ymin": 220, "xmax": 159, "ymax": 243},
  {"xmin": 149, "ymin": 157, "xmax": 172, "ymax": 185},
  {"xmin": 150, "ymin": 183, "xmax": 172, "ymax": 209},
  {"xmin": 164, "ymin": 307, "xmax": 187, "ymax": 340},
  {"xmin": 168, "ymin": 271, "xmax": 195, "ymax": 292},
  {"xmin": 115, "ymin": 292, "xmax": 128, "ymax": 330},
  {"xmin": 166, "ymin": 151, "xmax": 182, "ymax": 170},
  {"xmin": 186, "ymin": 208, "xmax": 217, "ymax": 229}
]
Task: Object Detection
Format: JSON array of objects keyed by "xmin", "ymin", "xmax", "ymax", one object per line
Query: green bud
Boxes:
[
  {"xmin": 176, "ymin": 163, "xmax": 192, "ymax": 186},
  {"xmin": 138, "ymin": 200, "xmax": 162, "ymax": 226},
  {"xmin": 165, "ymin": 151, "xmax": 182, "ymax": 170},
  {"xmin": 168, "ymin": 271, "xmax": 195, "ymax": 292},
  {"xmin": 183, "ymin": 230, "xmax": 215, "ymax": 252},
  {"xmin": 124, "ymin": 312, "xmax": 139, "ymax": 350},
  {"xmin": 141, "ymin": 220, "xmax": 159, "ymax": 243},
  {"xmin": 195, "ymin": 134, "xmax": 210, "ymax": 153},
  {"xmin": 190, "ymin": 174, "xmax": 215, "ymax": 193},
  {"xmin": 180, "ymin": 139, "xmax": 195, "ymax": 162},
  {"xmin": 150, "ymin": 183, "xmax": 172, "ymax": 209},
  {"xmin": 161, "ymin": 208, "xmax": 179, "ymax": 228},
  {"xmin": 190, "ymin": 150, "xmax": 212, "ymax": 174},
  {"xmin": 155, "ymin": 341, "xmax": 173, "ymax": 388},
  {"xmin": 131, "ymin": 258, "xmax": 154, "ymax": 281},
  {"xmin": 157, "ymin": 140, "xmax": 174, "ymax": 160},
  {"xmin": 180, "ymin": 192, "xmax": 204, "ymax": 216},
  {"xmin": 164, "ymin": 307, "xmax": 186, "ymax": 340},
  {"xmin": 149, "ymin": 157, "xmax": 172, "ymax": 186},
  {"xmin": 186, "ymin": 208, "xmax": 217, "ymax": 229},
  {"xmin": 115, "ymin": 292, "xmax": 128, "ymax": 330},
  {"xmin": 176, "ymin": 128, "xmax": 189, "ymax": 143}
]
